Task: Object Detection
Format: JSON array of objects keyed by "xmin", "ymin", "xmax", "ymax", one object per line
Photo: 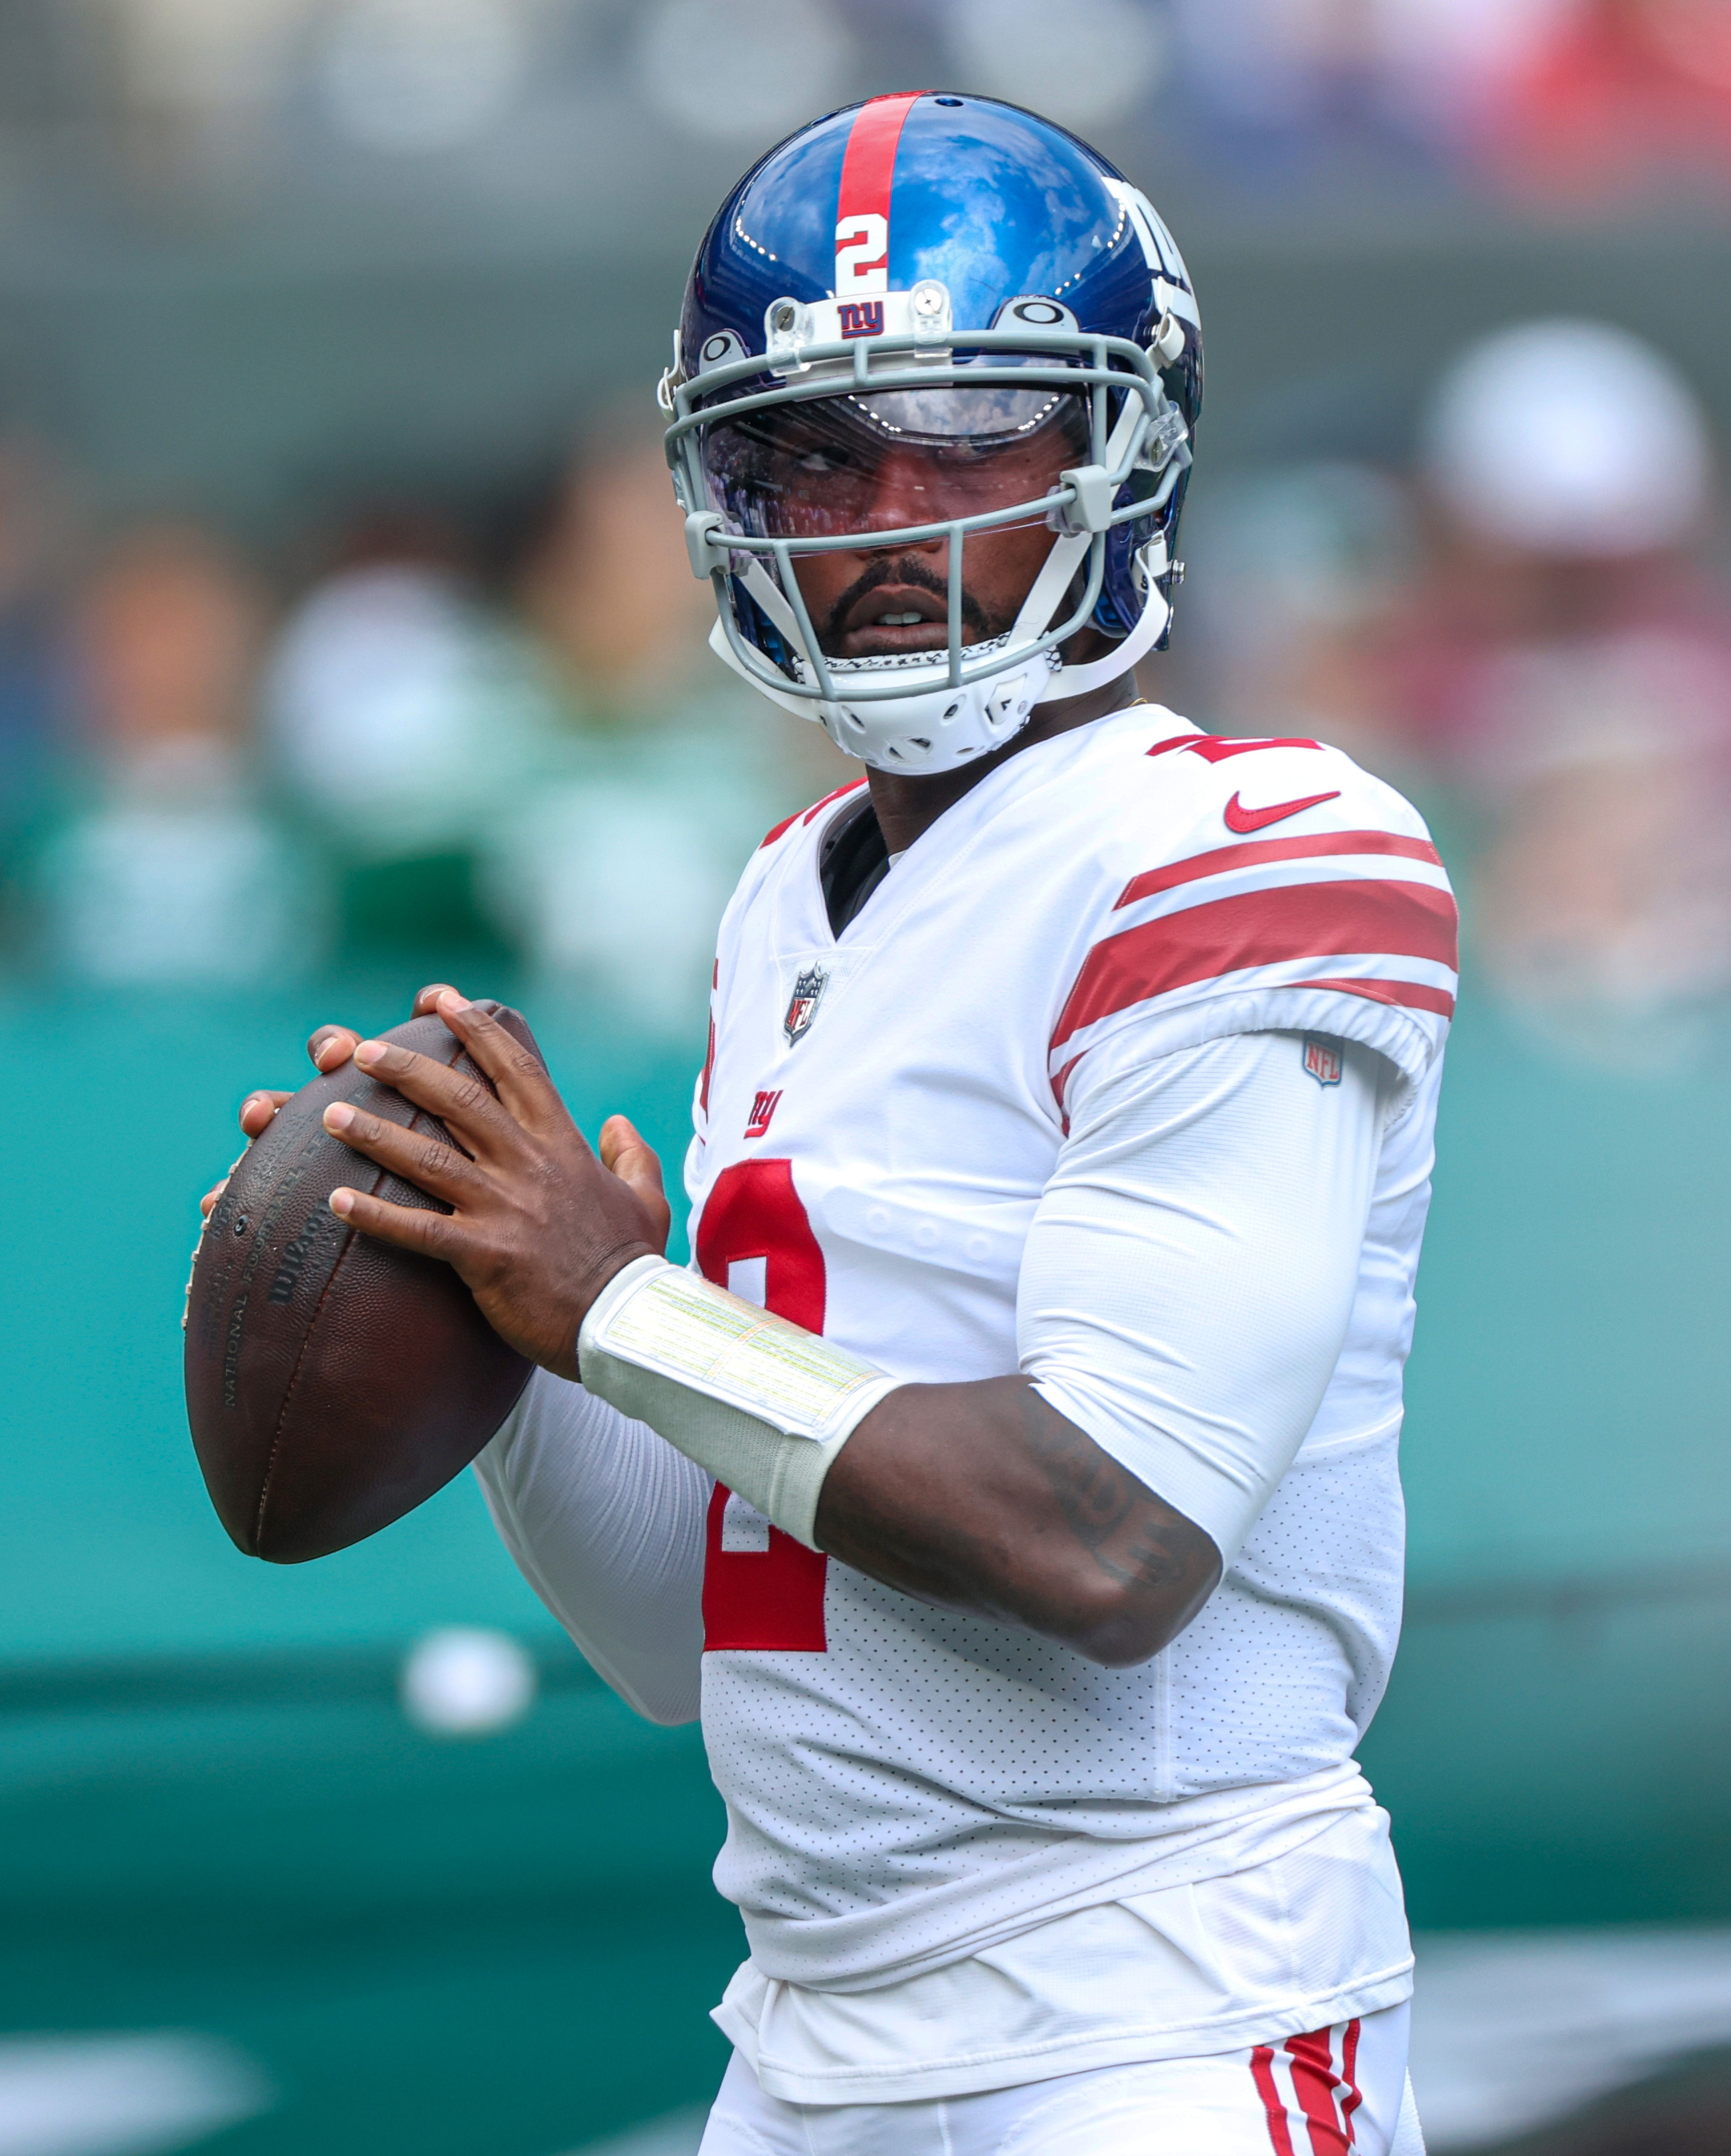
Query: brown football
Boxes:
[{"xmin": 184, "ymin": 1002, "xmax": 539, "ymax": 1563}]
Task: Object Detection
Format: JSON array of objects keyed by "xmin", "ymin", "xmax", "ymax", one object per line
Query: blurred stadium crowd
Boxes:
[
  {"xmin": 5, "ymin": 5, "xmax": 1731, "ymax": 2154},
  {"xmin": 1170, "ymin": 316, "xmax": 1731, "ymax": 1074},
  {"xmin": 10, "ymin": 0, "xmax": 1731, "ymax": 203},
  {"xmin": 0, "ymin": 425, "xmax": 847, "ymax": 1026},
  {"xmin": 0, "ymin": 0, "xmax": 1728, "ymax": 1073},
  {"xmin": 4, "ymin": 308, "xmax": 1731, "ymax": 1077}
]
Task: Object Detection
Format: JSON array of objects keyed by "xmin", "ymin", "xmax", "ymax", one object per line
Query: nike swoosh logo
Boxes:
[{"xmin": 1224, "ymin": 788, "xmax": 1342, "ymax": 834}]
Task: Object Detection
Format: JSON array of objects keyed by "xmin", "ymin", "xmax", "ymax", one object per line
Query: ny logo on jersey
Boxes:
[
  {"xmin": 1303, "ymin": 1035, "xmax": 1343, "ymax": 1086},
  {"xmin": 745, "ymin": 1088, "xmax": 782, "ymax": 1139},
  {"xmin": 838, "ymin": 300, "xmax": 885, "ymax": 339},
  {"xmin": 784, "ymin": 966, "xmax": 828, "ymax": 1046}
]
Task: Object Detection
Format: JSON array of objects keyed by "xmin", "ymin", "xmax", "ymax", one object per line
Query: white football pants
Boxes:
[{"xmin": 699, "ymin": 2002, "xmax": 1423, "ymax": 2156}]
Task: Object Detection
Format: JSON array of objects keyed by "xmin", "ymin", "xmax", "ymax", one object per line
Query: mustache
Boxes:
[{"xmin": 820, "ymin": 556, "xmax": 993, "ymax": 648}]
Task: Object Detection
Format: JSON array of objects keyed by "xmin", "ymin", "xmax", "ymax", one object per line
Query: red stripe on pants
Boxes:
[
  {"xmin": 1340, "ymin": 2018, "xmax": 1364, "ymax": 2147},
  {"xmin": 1251, "ymin": 2046, "xmax": 1299, "ymax": 2156},
  {"xmin": 1289, "ymin": 2026, "xmax": 1354, "ymax": 2156}
]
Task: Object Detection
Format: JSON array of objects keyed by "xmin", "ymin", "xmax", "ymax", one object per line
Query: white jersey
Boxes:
[{"xmin": 684, "ymin": 704, "xmax": 1455, "ymax": 1995}]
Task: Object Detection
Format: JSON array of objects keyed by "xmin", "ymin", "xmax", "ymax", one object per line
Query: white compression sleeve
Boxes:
[
  {"xmin": 1022, "ymin": 1028, "xmax": 1388, "ymax": 1567},
  {"xmin": 577, "ymin": 1260, "xmax": 901, "ymax": 1551},
  {"xmin": 472, "ymin": 1369, "xmax": 710, "ymax": 1725}
]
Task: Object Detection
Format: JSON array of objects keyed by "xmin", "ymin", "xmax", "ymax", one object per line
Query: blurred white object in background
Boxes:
[
  {"xmin": 320, "ymin": 0, "xmax": 533, "ymax": 154},
  {"xmin": 632, "ymin": 0, "xmax": 848, "ymax": 144},
  {"xmin": 400, "ymin": 1626, "xmax": 537, "ymax": 1737},
  {"xmin": 1410, "ymin": 1928, "xmax": 1731, "ymax": 2147},
  {"xmin": 1423, "ymin": 320, "xmax": 1714, "ymax": 557},
  {"xmin": 265, "ymin": 563, "xmax": 556, "ymax": 858},
  {"xmin": 0, "ymin": 2030, "xmax": 270, "ymax": 2156},
  {"xmin": 945, "ymin": 0, "xmax": 1170, "ymax": 130}
]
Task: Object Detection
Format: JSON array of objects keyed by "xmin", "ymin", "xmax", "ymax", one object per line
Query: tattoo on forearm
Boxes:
[{"xmin": 1017, "ymin": 1387, "xmax": 1198, "ymax": 1597}]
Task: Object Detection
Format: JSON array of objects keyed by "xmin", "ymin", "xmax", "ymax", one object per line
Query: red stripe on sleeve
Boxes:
[
  {"xmin": 1053, "ymin": 878, "xmax": 1460, "ymax": 1049},
  {"xmin": 1287, "ymin": 2028, "xmax": 1351, "ymax": 2156},
  {"xmin": 1251, "ymin": 2046, "xmax": 1299, "ymax": 2156},
  {"xmin": 1049, "ymin": 1049, "xmax": 1085, "ymax": 1126},
  {"xmin": 1117, "ymin": 831, "xmax": 1445, "ymax": 908},
  {"xmin": 1148, "ymin": 733, "xmax": 1324, "ymax": 762},
  {"xmin": 837, "ymin": 92, "xmax": 925, "ymax": 231},
  {"xmin": 1296, "ymin": 973, "xmax": 1456, "ymax": 1017}
]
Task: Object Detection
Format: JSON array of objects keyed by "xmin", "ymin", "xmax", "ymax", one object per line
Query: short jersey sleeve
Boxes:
[{"xmin": 1049, "ymin": 733, "xmax": 1457, "ymax": 1127}]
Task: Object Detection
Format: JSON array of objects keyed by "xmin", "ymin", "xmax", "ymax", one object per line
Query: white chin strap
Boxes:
[{"xmin": 709, "ymin": 406, "xmax": 1173, "ymax": 775}]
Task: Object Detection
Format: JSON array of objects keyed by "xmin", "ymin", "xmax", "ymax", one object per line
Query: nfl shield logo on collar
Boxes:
[
  {"xmin": 784, "ymin": 965, "xmax": 829, "ymax": 1046},
  {"xmin": 1303, "ymin": 1035, "xmax": 1343, "ymax": 1086}
]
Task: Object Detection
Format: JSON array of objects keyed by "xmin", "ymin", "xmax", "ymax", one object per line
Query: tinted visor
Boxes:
[{"xmin": 701, "ymin": 384, "xmax": 1091, "ymax": 542}]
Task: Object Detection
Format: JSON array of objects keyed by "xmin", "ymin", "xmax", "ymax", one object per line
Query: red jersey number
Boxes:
[{"xmin": 695, "ymin": 1159, "xmax": 829, "ymax": 1652}]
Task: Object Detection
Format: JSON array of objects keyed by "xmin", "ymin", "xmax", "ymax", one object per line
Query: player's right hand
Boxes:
[
  {"xmin": 198, "ymin": 986, "xmax": 669, "ymax": 1247},
  {"xmin": 197, "ymin": 983, "xmax": 460, "ymax": 1219}
]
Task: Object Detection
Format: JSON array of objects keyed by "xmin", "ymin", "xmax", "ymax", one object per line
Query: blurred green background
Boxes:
[
  {"xmin": 7, "ymin": 975, "xmax": 1730, "ymax": 2152},
  {"xmin": 6, "ymin": 1, "xmax": 1731, "ymax": 2151}
]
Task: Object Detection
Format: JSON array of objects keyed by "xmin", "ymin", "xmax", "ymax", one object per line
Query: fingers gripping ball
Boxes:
[{"xmin": 183, "ymin": 1003, "xmax": 541, "ymax": 1562}]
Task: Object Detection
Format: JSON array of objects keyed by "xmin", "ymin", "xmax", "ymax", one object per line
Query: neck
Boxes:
[{"xmin": 865, "ymin": 672, "xmax": 1142, "ymax": 857}]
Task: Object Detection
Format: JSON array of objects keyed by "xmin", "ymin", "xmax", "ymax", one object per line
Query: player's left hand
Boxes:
[{"xmin": 319, "ymin": 990, "xmax": 670, "ymax": 1380}]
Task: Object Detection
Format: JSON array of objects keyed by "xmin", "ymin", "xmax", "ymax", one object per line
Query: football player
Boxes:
[{"xmin": 223, "ymin": 95, "xmax": 1451, "ymax": 2154}]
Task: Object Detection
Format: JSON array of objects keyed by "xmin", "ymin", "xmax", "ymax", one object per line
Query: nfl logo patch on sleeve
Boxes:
[{"xmin": 1303, "ymin": 1034, "xmax": 1343, "ymax": 1086}]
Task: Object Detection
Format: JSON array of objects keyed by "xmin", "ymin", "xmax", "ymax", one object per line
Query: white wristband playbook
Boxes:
[{"xmin": 577, "ymin": 1256, "xmax": 902, "ymax": 1551}]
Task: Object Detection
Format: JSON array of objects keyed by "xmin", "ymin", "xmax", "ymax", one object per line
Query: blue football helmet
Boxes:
[{"xmin": 661, "ymin": 92, "xmax": 1203, "ymax": 773}]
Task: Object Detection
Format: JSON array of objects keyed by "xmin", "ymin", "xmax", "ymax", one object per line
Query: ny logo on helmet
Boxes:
[{"xmin": 838, "ymin": 300, "xmax": 884, "ymax": 339}]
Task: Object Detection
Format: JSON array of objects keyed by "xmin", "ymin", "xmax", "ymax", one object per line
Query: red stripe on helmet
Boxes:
[{"xmin": 835, "ymin": 92, "xmax": 927, "ymax": 294}]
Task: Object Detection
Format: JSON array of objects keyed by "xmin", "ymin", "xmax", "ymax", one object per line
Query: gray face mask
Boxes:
[
  {"xmin": 700, "ymin": 388, "xmax": 1092, "ymax": 547},
  {"xmin": 668, "ymin": 310, "xmax": 1184, "ymax": 776}
]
